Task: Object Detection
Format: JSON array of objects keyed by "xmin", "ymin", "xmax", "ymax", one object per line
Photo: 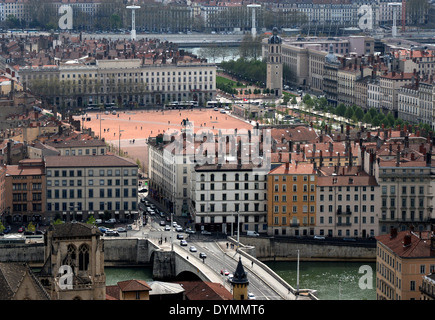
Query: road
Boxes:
[{"xmin": 130, "ymin": 203, "xmax": 291, "ymax": 300}]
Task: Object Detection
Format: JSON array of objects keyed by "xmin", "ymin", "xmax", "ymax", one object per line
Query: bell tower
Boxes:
[
  {"xmin": 230, "ymin": 257, "xmax": 249, "ymax": 300},
  {"xmin": 266, "ymin": 27, "xmax": 283, "ymax": 98}
]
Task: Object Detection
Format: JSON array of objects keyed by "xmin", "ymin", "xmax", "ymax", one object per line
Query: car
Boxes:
[
  {"xmin": 176, "ymin": 226, "xmax": 183, "ymax": 232},
  {"xmin": 314, "ymin": 235, "xmax": 326, "ymax": 240},
  {"xmin": 189, "ymin": 246, "xmax": 197, "ymax": 252},
  {"xmin": 248, "ymin": 292, "xmax": 256, "ymax": 300},
  {"xmin": 18, "ymin": 226, "xmax": 25, "ymax": 233},
  {"xmin": 159, "ymin": 220, "xmax": 166, "ymax": 226},
  {"xmin": 105, "ymin": 230, "xmax": 120, "ymax": 237},
  {"xmin": 99, "ymin": 226, "xmax": 108, "ymax": 233},
  {"xmin": 164, "ymin": 225, "xmax": 171, "ymax": 231},
  {"xmin": 227, "ymin": 274, "xmax": 233, "ymax": 282},
  {"xmin": 105, "ymin": 218, "xmax": 117, "ymax": 224},
  {"xmin": 185, "ymin": 228, "xmax": 195, "ymax": 234},
  {"xmin": 180, "ymin": 240, "xmax": 188, "ymax": 246},
  {"xmin": 221, "ymin": 270, "xmax": 230, "ymax": 276},
  {"xmin": 148, "ymin": 210, "xmax": 155, "ymax": 215},
  {"xmin": 3, "ymin": 226, "xmax": 11, "ymax": 234},
  {"xmin": 126, "ymin": 225, "xmax": 133, "ymax": 230},
  {"xmin": 201, "ymin": 230, "xmax": 212, "ymax": 235},
  {"xmin": 95, "ymin": 219, "xmax": 103, "ymax": 224},
  {"xmin": 117, "ymin": 227, "xmax": 127, "ymax": 233},
  {"xmin": 177, "ymin": 234, "xmax": 184, "ymax": 240},
  {"xmin": 199, "ymin": 252, "xmax": 207, "ymax": 259},
  {"xmin": 172, "ymin": 221, "xmax": 178, "ymax": 227}
]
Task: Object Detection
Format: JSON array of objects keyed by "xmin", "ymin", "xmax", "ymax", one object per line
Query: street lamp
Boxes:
[{"xmin": 118, "ymin": 125, "xmax": 125, "ymax": 155}]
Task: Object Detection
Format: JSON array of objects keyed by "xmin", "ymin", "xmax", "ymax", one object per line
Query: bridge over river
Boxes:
[{"xmin": 144, "ymin": 236, "xmax": 317, "ymax": 300}]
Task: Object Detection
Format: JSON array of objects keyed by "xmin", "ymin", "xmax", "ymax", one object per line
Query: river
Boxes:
[{"xmin": 104, "ymin": 260, "xmax": 376, "ymax": 300}]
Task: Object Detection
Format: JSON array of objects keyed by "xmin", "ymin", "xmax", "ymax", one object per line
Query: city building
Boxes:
[
  {"xmin": 192, "ymin": 162, "xmax": 268, "ymax": 234},
  {"xmin": 375, "ymin": 228, "xmax": 435, "ymax": 300},
  {"xmin": 44, "ymin": 154, "xmax": 138, "ymax": 223},
  {"xmin": 4, "ymin": 158, "xmax": 46, "ymax": 225},
  {"xmin": 316, "ymin": 166, "xmax": 380, "ymax": 238},
  {"xmin": 420, "ymin": 273, "xmax": 435, "ymax": 300},
  {"xmin": 267, "ymin": 161, "xmax": 316, "ymax": 237}
]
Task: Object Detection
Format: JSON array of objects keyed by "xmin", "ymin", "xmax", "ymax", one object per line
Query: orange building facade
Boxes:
[{"xmin": 267, "ymin": 162, "xmax": 316, "ymax": 237}]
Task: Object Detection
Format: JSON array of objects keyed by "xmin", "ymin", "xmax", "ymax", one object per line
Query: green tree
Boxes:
[
  {"xmin": 87, "ymin": 215, "xmax": 96, "ymax": 225},
  {"xmin": 363, "ymin": 112, "xmax": 372, "ymax": 124},
  {"xmin": 335, "ymin": 103, "xmax": 347, "ymax": 117},
  {"xmin": 344, "ymin": 106, "xmax": 354, "ymax": 119},
  {"xmin": 354, "ymin": 107, "xmax": 364, "ymax": 121}
]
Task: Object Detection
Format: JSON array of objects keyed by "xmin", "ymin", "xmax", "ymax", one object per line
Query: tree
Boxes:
[
  {"xmin": 354, "ymin": 107, "xmax": 364, "ymax": 121},
  {"xmin": 335, "ymin": 103, "xmax": 347, "ymax": 117},
  {"xmin": 363, "ymin": 112, "xmax": 372, "ymax": 124},
  {"xmin": 344, "ymin": 106, "xmax": 354, "ymax": 119},
  {"xmin": 291, "ymin": 96, "xmax": 297, "ymax": 106},
  {"xmin": 87, "ymin": 215, "xmax": 96, "ymax": 225}
]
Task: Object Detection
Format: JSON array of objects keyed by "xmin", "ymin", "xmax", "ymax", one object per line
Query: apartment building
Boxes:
[
  {"xmin": 20, "ymin": 58, "xmax": 217, "ymax": 108},
  {"xmin": 375, "ymin": 228, "xmax": 435, "ymax": 300},
  {"xmin": 44, "ymin": 139, "xmax": 107, "ymax": 156},
  {"xmin": 44, "ymin": 154, "xmax": 138, "ymax": 223},
  {"xmin": 398, "ymin": 83, "xmax": 419, "ymax": 125},
  {"xmin": 379, "ymin": 71, "xmax": 414, "ymax": 117},
  {"xmin": 420, "ymin": 273, "xmax": 435, "ymax": 300},
  {"xmin": 192, "ymin": 163, "xmax": 268, "ymax": 234},
  {"xmin": 147, "ymin": 132, "xmax": 193, "ymax": 217},
  {"xmin": 267, "ymin": 162, "xmax": 316, "ymax": 237},
  {"xmin": 5, "ymin": 158, "xmax": 46, "ymax": 225},
  {"xmin": 373, "ymin": 140, "xmax": 434, "ymax": 234},
  {"xmin": 316, "ymin": 166, "xmax": 380, "ymax": 238}
]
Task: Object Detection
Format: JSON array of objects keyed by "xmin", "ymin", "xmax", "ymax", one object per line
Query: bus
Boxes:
[{"xmin": 206, "ymin": 101, "xmax": 220, "ymax": 108}]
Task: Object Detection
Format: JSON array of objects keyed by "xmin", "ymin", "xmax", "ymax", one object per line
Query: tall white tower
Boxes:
[
  {"xmin": 127, "ymin": 5, "xmax": 140, "ymax": 41},
  {"xmin": 388, "ymin": 3, "xmax": 401, "ymax": 37},
  {"xmin": 247, "ymin": 4, "xmax": 261, "ymax": 38}
]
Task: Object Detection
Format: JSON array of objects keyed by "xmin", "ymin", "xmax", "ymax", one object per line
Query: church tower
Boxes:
[
  {"xmin": 38, "ymin": 222, "xmax": 106, "ymax": 300},
  {"xmin": 266, "ymin": 27, "xmax": 283, "ymax": 98},
  {"xmin": 230, "ymin": 257, "xmax": 249, "ymax": 300}
]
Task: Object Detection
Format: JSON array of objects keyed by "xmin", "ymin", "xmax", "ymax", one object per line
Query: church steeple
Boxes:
[{"xmin": 230, "ymin": 257, "xmax": 249, "ymax": 300}]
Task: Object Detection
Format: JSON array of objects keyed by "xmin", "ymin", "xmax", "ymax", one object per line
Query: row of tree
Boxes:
[{"xmin": 300, "ymin": 94, "xmax": 433, "ymax": 134}]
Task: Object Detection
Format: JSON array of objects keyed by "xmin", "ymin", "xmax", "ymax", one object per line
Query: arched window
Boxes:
[
  {"xmin": 200, "ymin": 174, "xmax": 205, "ymax": 182},
  {"xmin": 65, "ymin": 244, "xmax": 77, "ymax": 272},
  {"xmin": 78, "ymin": 244, "xmax": 90, "ymax": 271},
  {"xmin": 210, "ymin": 174, "xmax": 215, "ymax": 182},
  {"xmin": 222, "ymin": 174, "xmax": 227, "ymax": 181},
  {"xmin": 245, "ymin": 173, "xmax": 249, "ymax": 181}
]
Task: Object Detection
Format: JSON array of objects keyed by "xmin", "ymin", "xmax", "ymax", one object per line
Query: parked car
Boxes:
[
  {"xmin": 159, "ymin": 220, "xmax": 166, "ymax": 226},
  {"xmin": 189, "ymin": 246, "xmax": 197, "ymax": 252},
  {"xmin": 248, "ymin": 292, "xmax": 256, "ymax": 300},
  {"xmin": 314, "ymin": 235, "xmax": 325, "ymax": 240},
  {"xmin": 99, "ymin": 226, "xmax": 108, "ymax": 233},
  {"xmin": 176, "ymin": 226, "xmax": 183, "ymax": 232},
  {"xmin": 18, "ymin": 226, "xmax": 25, "ymax": 233},
  {"xmin": 105, "ymin": 218, "xmax": 117, "ymax": 224},
  {"xmin": 201, "ymin": 230, "xmax": 212, "ymax": 235},
  {"xmin": 180, "ymin": 240, "xmax": 188, "ymax": 246},
  {"xmin": 105, "ymin": 230, "xmax": 120, "ymax": 237},
  {"xmin": 185, "ymin": 228, "xmax": 195, "ymax": 234},
  {"xmin": 95, "ymin": 219, "xmax": 103, "ymax": 224},
  {"xmin": 117, "ymin": 227, "xmax": 127, "ymax": 233},
  {"xmin": 3, "ymin": 226, "xmax": 11, "ymax": 234}
]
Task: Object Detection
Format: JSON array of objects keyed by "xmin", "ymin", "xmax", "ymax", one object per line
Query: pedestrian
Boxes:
[{"xmin": 251, "ymin": 261, "xmax": 254, "ymax": 268}]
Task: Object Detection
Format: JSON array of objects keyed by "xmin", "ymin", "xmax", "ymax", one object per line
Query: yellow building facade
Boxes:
[{"xmin": 267, "ymin": 162, "xmax": 316, "ymax": 237}]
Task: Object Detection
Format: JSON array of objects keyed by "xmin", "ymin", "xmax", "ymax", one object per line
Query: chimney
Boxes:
[
  {"xmin": 403, "ymin": 234, "xmax": 412, "ymax": 247},
  {"xmin": 390, "ymin": 227, "xmax": 397, "ymax": 239}
]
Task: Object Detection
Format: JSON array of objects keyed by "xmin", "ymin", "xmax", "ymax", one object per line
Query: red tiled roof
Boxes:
[{"xmin": 376, "ymin": 230, "xmax": 435, "ymax": 258}]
